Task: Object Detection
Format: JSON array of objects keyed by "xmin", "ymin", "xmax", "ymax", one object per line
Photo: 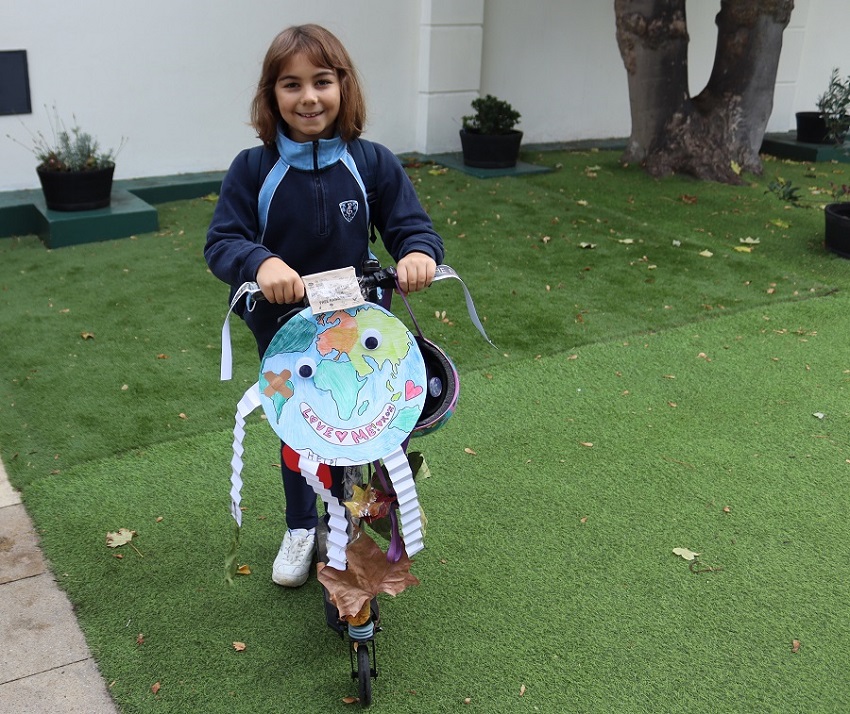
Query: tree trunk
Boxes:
[{"xmin": 615, "ymin": 0, "xmax": 794, "ymax": 184}]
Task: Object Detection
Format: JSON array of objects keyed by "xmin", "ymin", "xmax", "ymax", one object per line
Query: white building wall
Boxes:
[
  {"xmin": 1, "ymin": 0, "xmax": 849, "ymax": 192},
  {"xmin": 417, "ymin": 0, "xmax": 484, "ymax": 154},
  {"xmin": 0, "ymin": 0, "xmax": 425, "ymax": 190}
]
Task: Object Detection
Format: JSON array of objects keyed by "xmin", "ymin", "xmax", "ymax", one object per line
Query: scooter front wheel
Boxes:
[{"xmin": 356, "ymin": 643, "xmax": 373, "ymax": 707}]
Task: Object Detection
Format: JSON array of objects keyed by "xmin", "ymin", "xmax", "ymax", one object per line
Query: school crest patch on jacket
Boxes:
[{"xmin": 339, "ymin": 200, "xmax": 359, "ymax": 222}]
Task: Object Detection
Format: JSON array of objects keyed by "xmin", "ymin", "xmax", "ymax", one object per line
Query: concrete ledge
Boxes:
[
  {"xmin": 34, "ymin": 189, "xmax": 159, "ymax": 249},
  {"xmin": 761, "ymin": 132, "xmax": 850, "ymax": 163},
  {"xmin": 116, "ymin": 171, "xmax": 223, "ymax": 204},
  {"xmin": 0, "ymin": 171, "xmax": 224, "ymax": 248},
  {"xmin": 422, "ymin": 152, "xmax": 553, "ymax": 179}
]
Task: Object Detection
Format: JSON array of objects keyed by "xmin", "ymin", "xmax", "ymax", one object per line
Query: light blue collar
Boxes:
[{"xmin": 276, "ymin": 128, "xmax": 347, "ymax": 170}]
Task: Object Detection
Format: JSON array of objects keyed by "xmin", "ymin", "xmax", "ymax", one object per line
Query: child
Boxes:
[{"xmin": 205, "ymin": 24, "xmax": 444, "ymax": 587}]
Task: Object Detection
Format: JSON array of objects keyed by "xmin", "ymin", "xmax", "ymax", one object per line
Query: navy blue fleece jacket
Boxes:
[{"xmin": 206, "ymin": 132, "xmax": 444, "ymax": 353}]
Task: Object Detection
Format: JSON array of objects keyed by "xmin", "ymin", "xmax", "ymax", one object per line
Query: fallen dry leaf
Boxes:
[
  {"xmin": 464, "ymin": 447, "xmax": 477, "ymax": 456},
  {"xmin": 791, "ymin": 639, "xmax": 801, "ymax": 653},
  {"xmin": 80, "ymin": 332, "xmax": 95, "ymax": 340},
  {"xmin": 580, "ymin": 441, "xmax": 593, "ymax": 448},
  {"xmin": 106, "ymin": 528, "xmax": 136, "ymax": 548},
  {"xmin": 236, "ymin": 564, "xmax": 252, "ymax": 576},
  {"xmin": 520, "ymin": 684, "xmax": 527, "ymax": 696},
  {"xmin": 136, "ymin": 633, "xmax": 145, "ymax": 645},
  {"xmin": 151, "ymin": 682, "xmax": 161, "ymax": 695},
  {"xmin": 673, "ymin": 547, "xmax": 700, "ymax": 561},
  {"xmin": 232, "ymin": 642, "xmax": 247, "ymax": 652},
  {"xmin": 342, "ymin": 696, "xmax": 359, "ymax": 704},
  {"xmin": 699, "ymin": 249, "xmax": 714, "ymax": 258}
]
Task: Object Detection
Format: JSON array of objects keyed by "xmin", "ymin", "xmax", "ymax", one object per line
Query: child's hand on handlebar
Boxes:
[
  {"xmin": 396, "ymin": 252, "xmax": 436, "ymax": 294},
  {"xmin": 256, "ymin": 257, "xmax": 305, "ymax": 304}
]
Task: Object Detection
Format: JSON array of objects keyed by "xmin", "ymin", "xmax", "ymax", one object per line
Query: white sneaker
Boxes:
[{"xmin": 272, "ymin": 528, "xmax": 316, "ymax": 587}]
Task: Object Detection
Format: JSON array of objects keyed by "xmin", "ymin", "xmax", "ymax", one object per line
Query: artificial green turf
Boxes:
[{"xmin": 2, "ymin": 150, "xmax": 850, "ymax": 712}]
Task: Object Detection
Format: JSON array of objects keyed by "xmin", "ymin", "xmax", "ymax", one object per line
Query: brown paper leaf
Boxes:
[{"xmin": 317, "ymin": 530, "xmax": 419, "ymax": 621}]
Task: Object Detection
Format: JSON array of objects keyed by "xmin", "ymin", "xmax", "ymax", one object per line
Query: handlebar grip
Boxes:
[{"xmin": 358, "ymin": 265, "xmax": 397, "ymax": 291}]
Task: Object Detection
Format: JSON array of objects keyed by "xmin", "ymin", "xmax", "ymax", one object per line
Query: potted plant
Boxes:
[
  {"xmin": 459, "ymin": 94, "xmax": 522, "ymax": 169},
  {"xmin": 11, "ymin": 110, "xmax": 123, "ymax": 211},
  {"xmin": 795, "ymin": 67, "xmax": 850, "ymax": 145},
  {"xmin": 824, "ymin": 181, "xmax": 850, "ymax": 258}
]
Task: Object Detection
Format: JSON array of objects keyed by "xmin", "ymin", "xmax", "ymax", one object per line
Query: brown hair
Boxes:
[{"xmin": 251, "ymin": 24, "xmax": 366, "ymax": 145}]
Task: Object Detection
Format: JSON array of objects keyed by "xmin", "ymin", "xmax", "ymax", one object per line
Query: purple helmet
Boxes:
[{"xmin": 413, "ymin": 336, "xmax": 459, "ymax": 437}]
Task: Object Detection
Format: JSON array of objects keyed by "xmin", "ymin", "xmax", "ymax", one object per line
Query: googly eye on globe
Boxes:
[
  {"xmin": 295, "ymin": 357, "xmax": 316, "ymax": 379},
  {"xmin": 361, "ymin": 328, "xmax": 382, "ymax": 351},
  {"xmin": 428, "ymin": 376, "xmax": 443, "ymax": 398}
]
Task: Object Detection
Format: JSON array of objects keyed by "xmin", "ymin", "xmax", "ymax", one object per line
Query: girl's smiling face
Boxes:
[{"xmin": 275, "ymin": 52, "xmax": 341, "ymax": 143}]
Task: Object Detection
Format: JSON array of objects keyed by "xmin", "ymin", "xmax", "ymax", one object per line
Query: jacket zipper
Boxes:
[{"xmin": 313, "ymin": 140, "xmax": 327, "ymax": 236}]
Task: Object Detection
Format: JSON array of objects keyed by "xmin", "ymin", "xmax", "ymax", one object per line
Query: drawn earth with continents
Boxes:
[{"xmin": 259, "ymin": 303, "xmax": 426, "ymax": 466}]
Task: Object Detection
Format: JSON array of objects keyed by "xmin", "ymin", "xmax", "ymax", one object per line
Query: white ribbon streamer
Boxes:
[
  {"xmin": 220, "ymin": 282, "xmax": 263, "ymax": 381},
  {"xmin": 432, "ymin": 264, "xmax": 496, "ymax": 348},
  {"xmin": 382, "ymin": 446, "xmax": 424, "ymax": 557},
  {"xmin": 297, "ymin": 456, "xmax": 350, "ymax": 571},
  {"xmin": 229, "ymin": 382, "xmax": 262, "ymax": 527}
]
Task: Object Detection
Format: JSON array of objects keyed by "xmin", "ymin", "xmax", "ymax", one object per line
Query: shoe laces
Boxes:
[{"xmin": 283, "ymin": 529, "xmax": 313, "ymax": 558}]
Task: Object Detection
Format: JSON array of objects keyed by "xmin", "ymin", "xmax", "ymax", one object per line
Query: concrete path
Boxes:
[{"xmin": 0, "ymin": 457, "xmax": 119, "ymax": 713}]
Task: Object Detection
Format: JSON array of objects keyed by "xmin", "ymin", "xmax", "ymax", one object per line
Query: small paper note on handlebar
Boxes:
[{"xmin": 302, "ymin": 266, "xmax": 362, "ymax": 314}]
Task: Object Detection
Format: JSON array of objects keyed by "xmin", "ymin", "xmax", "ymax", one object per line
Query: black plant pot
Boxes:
[
  {"xmin": 459, "ymin": 129, "xmax": 523, "ymax": 169},
  {"xmin": 795, "ymin": 112, "xmax": 829, "ymax": 144},
  {"xmin": 795, "ymin": 111, "xmax": 848, "ymax": 145},
  {"xmin": 825, "ymin": 202, "xmax": 850, "ymax": 258},
  {"xmin": 37, "ymin": 165, "xmax": 115, "ymax": 211}
]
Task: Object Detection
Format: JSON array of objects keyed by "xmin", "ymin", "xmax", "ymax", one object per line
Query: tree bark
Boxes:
[{"xmin": 615, "ymin": 0, "xmax": 794, "ymax": 184}]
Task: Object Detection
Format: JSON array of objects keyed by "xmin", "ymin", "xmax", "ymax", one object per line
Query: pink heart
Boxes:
[{"xmin": 405, "ymin": 380, "xmax": 423, "ymax": 401}]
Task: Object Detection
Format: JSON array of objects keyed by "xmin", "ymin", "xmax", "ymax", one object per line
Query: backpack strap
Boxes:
[{"xmin": 348, "ymin": 138, "xmax": 379, "ymax": 243}]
